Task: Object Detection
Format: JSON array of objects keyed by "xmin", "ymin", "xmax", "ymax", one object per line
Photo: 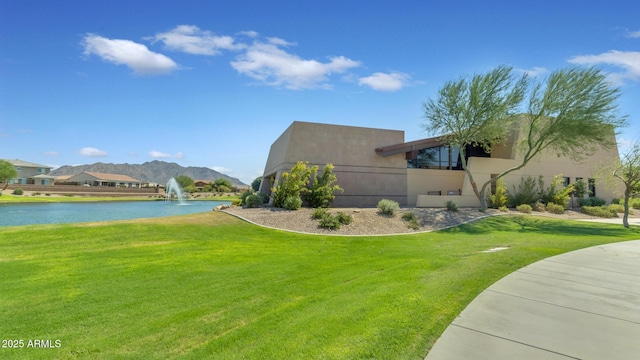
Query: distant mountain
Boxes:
[{"xmin": 50, "ymin": 161, "xmax": 246, "ymax": 186}]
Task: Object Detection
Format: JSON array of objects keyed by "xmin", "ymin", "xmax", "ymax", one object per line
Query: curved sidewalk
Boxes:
[{"xmin": 426, "ymin": 240, "xmax": 640, "ymax": 359}]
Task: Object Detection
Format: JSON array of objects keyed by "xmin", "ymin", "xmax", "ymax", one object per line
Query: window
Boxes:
[
  {"xmin": 563, "ymin": 177, "xmax": 570, "ymax": 187},
  {"xmin": 37, "ymin": 168, "xmax": 45, "ymax": 173},
  {"xmin": 588, "ymin": 178, "xmax": 596, "ymax": 197},
  {"xmin": 407, "ymin": 145, "xmax": 460, "ymax": 170}
]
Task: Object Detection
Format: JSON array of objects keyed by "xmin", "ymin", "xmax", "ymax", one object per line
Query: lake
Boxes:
[{"xmin": 0, "ymin": 200, "xmax": 230, "ymax": 227}]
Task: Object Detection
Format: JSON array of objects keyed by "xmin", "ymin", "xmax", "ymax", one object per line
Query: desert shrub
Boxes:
[
  {"xmin": 12, "ymin": 188, "xmax": 24, "ymax": 195},
  {"xmin": 240, "ymin": 190, "xmax": 253, "ymax": 204},
  {"xmin": 303, "ymin": 163, "xmax": 344, "ymax": 208},
  {"xmin": 445, "ymin": 200, "xmax": 458, "ymax": 212},
  {"xmin": 580, "ymin": 197, "xmax": 606, "ymax": 207},
  {"xmin": 510, "ymin": 176, "xmax": 545, "ymax": 206},
  {"xmin": 546, "ymin": 203, "xmax": 565, "ymax": 214},
  {"xmin": 490, "ymin": 178, "xmax": 508, "ymax": 208},
  {"xmin": 611, "ymin": 198, "xmax": 621, "ymax": 205},
  {"xmin": 311, "ymin": 207, "xmax": 329, "ymax": 220},
  {"xmin": 542, "ymin": 175, "xmax": 574, "ymax": 207},
  {"xmin": 336, "ymin": 212, "xmax": 353, "ymax": 225},
  {"xmin": 533, "ymin": 202, "xmax": 546, "ymax": 212},
  {"xmin": 516, "ymin": 204, "xmax": 532, "ymax": 213},
  {"xmin": 271, "ymin": 161, "xmax": 314, "ymax": 209},
  {"xmin": 244, "ymin": 194, "xmax": 263, "ymax": 208},
  {"xmin": 231, "ymin": 198, "xmax": 242, "ymax": 206},
  {"xmin": 282, "ymin": 195, "xmax": 302, "ymax": 210},
  {"xmin": 631, "ymin": 198, "xmax": 640, "ymax": 210},
  {"xmin": 401, "ymin": 212, "xmax": 420, "ymax": 230},
  {"xmin": 582, "ymin": 206, "xmax": 617, "ymax": 218},
  {"xmin": 377, "ymin": 199, "xmax": 400, "ymax": 216},
  {"xmin": 498, "ymin": 206, "xmax": 509, "ymax": 212},
  {"xmin": 318, "ymin": 215, "xmax": 341, "ymax": 230},
  {"xmin": 608, "ymin": 203, "xmax": 624, "ymax": 213}
]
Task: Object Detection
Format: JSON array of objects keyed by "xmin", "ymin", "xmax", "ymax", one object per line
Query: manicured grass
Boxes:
[{"xmin": 1, "ymin": 214, "xmax": 638, "ymax": 359}]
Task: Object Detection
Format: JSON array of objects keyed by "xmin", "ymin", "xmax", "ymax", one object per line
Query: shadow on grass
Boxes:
[{"xmin": 444, "ymin": 215, "xmax": 640, "ymax": 237}]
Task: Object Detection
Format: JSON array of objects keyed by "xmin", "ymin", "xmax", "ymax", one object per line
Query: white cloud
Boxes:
[
  {"xmin": 230, "ymin": 38, "xmax": 361, "ymax": 90},
  {"xmin": 211, "ymin": 166, "xmax": 233, "ymax": 174},
  {"xmin": 152, "ymin": 25, "xmax": 242, "ymax": 55},
  {"xmin": 78, "ymin": 147, "xmax": 108, "ymax": 157},
  {"xmin": 358, "ymin": 72, "xmax": 411, "ymax": 91},
  {"xmin": 148, "ymin": 150, "xmax": 184, "ymax": 159},
  {"xmin": 516, "ymin": 66, "xmax": 549, "ymax": 77},
  {"xmin": 568, "ymin": 50, "xmax": 640, "ymax": 85},
  {"xmin": 82, "ymin": 34, "xmax": 178, "ymax": 75},
  {"xmin": 626, "ymin": 30, "xmax": 640, "ymax": 38}
]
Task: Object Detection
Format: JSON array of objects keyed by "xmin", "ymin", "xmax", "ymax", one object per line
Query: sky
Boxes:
[{"xmin": 1, "ymin": 0, "xmax": 639, "ymax": 184}]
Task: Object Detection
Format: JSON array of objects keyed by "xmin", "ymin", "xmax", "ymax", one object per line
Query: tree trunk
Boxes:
[{"xmin": 623, "ymin": 187, "xmax": 630, "ymax": 228}]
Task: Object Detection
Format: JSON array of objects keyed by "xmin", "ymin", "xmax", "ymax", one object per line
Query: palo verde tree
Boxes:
[
  {"xmin": 611, "ymin": 143, "xmax": 640, "ymax": 228},
  {"xmin": 423, "ymin": 65, "xmax": 625, "ymax": 210},
  {"xmin": 0, "ymin": 160, "xmax": 18, "ymax": 192}
]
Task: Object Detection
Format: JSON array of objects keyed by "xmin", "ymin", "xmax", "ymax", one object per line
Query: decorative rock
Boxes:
[{"xmin": 213, "ymin": 204, "xmax": 231, "ymax": 211}]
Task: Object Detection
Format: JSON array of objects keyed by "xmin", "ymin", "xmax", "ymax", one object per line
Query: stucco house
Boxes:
[
  {"xmin": 260, "ymin": 121, "xmax": 622, "ymax": 207},
  {"xmin": 2, "ymin": 159, "xmax": 55, "ymax": 185},
  {"xmin": 66, "ymin": 172, "xmax": 142, "ymax": 188}
]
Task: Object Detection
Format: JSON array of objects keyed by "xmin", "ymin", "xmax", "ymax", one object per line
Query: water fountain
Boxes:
[{"xmin": 165, "ymin": 178, "xmax": 187, "ymax": 205}]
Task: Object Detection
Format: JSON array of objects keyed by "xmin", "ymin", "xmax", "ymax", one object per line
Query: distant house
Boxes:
[
  {"xmin": 194, "ymin": 180, "xmax": 212, "ymax": 190},
  {"xmin": 66, "ymin": 172, "xmax": 142, "ymax": 188},
  {"xmin": 2, "ymin": 159, "xmax": 55, "ymax": 185}
]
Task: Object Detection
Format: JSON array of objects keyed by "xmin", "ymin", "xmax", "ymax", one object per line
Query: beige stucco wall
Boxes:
[
  {"xmin": 412, "ymin": 128, "xmax": 623, "ymax": 207},
  {"xmin": 261, "ymin": 121, "xmax": 407, "ymax": 206}
]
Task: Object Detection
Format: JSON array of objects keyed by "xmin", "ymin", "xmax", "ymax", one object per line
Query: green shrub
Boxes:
[
  {"xmin": 607, "ymin": 204, "xmax": 631, "ymax": 214},
  {"xmin": 231, "ymin": 198, "xmax": 242, "ymax": 206},
  {"xmin": 311, "ymin": 207, "xmax": 329, "ymax": 220},
  {"xmin": 490, "ymin": 178, "xmax": 508, "ymax": 208},
  {"xmin": 12, "ymin": 188, "xmax": 24, "ymax": 195},
  {"xmin": 303, "ymin": 163, "xmax": 344, "ymax": 208},
  {"xmin": 611, "ymin": 198, "xmax": 621, "ymax": 205},
  {"xmin": 582, "ymin": 206, "xmax": 617, "ymax": 218},
  {"xmin": 240, "ymin": 190, "xmax": 253, "ymax": 204},
  {"xmin": 546, "ymin": 203, "xmax": 565, "ymax": 214},
  {"xmin": 542, "ymin": 175, "xmax": 573, "ymax": 207},
  {"xmin": 446, "ymin": 200, "xmax": 458, "ymax": 212},
  {"xmin": 318, "ymin": 215, "xmax": 341, "ymax": 230},
  {"xmin": 498, "ymin": 206, "xmax": 509, "ymax": 212},
  {"xmin": 282, "ymin": 195, "xmax": 302, "ymax": 210},
  {"xmin": 400, "ymin": 212, "xmax": 420, "ymax": 230},
  {"xmin": 510, "ymin": 176, "xmax": 544, "ymax": 206},
  {"xmin": 244, "ymin": 194, "xmax": 263, "ymax": 208},
  {"xmin": 533, "ymin": 202, "xmax": 546, "ymax": 212},
  {"xmin": 580, "ymin": 197, "xmax": 606, "ymax": 207},
  {"xmin": 271, "ymin": 161, "xmax": 314, "ymax": 209},
  {"xmin": 631, "ymin": 198, "xmax": 640, "ymax": 210},
  {"xmin": 336, "ymin": 212, "xmax": 353, "ymax": 225},
  {"xmin": 377, "ymin": 199, "xmax": 400, "ymax": 216},
  {"xmin": 516, "ymin": 204, "xmax": 532, "ymax": 213}
]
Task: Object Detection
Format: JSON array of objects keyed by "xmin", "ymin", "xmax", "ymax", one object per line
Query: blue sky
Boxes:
[{"xmin": 1, "ymin": 1, "xmax": 639, "ymax": 184}]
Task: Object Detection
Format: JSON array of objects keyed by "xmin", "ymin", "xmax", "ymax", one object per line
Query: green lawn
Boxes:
[{"xmin": 1, "ymin": 213, "xmax": 638, "ymax": 359}]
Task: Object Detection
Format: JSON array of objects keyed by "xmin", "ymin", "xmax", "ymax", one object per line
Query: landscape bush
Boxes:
[
  {"xmin": 316, "ymin": 211, "xmax": 353, "ymax": 230},
  {"xmin": 490, "ymin": 178, "xmax": 508, "ymax": 208},
  {"xmin": 240, "ymin": 190, "xmax": 253, "ymax": 204},
  {"xmin": 335, "ymin": 212, "xmax": 353, "ymax": 226},
  {"xmin": 377, "ymin": 199, "xmax": 400, "ymax": 216},
  {"xmin": 582, "ymin": 206, "xmax": 617, "ymax": 218},
  {"xmin": 282, "ymin": 195, "xmax": 303, "ymax": 210},
  {"xmin": 542, "ymin": 175, "xmax": 573, "ymax": 208},
  {"xmin": 579, "ymin": 197, "xmax": 606, "ymax": 207},
  {"xmin": 311, "ymin": 207, "xmax": 329, "ymax": 220},
  {"xmin": 446, "ymin": 200, "xmax": 458, "ymax": 212},
  {"xmin": 546, "ymin": 203, "xmax": 565, "ymax": 214},
  {"xmin": 510, "ymin": 176, "xmax": 545, "ymax": 206},
  {"xmin": 303, "ymin": 163, "xmax": 343, "ymax": 208},
  {"xmin": 533, "ymin": 202, "xmax": 546, "ymax": 212},
  {"xmin": 12, "ymin": 188, "xmax": 24, "ymax": 195},
  {"xmin": 401, "ymin": 212, "xmax": 420, "ymax": 230},
  {"xmin": 231, "ymin": 198, "xmax": 242, "ymax": 206},
  {"xmin": 244, "ymin": 194, "xmax": 263, "ymax": 208},
  {"xmin": 516, "ymin": 204, "xmax": 532, "ymax": 213},
  {"xmin": 498, "ymin": 206, "xmax": 509, "ymax": 212}
]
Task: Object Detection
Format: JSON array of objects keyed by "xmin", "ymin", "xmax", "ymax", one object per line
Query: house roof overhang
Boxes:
[{"xmin": 375, "ymin": 135, "xmax": 446, "ymax": 157}]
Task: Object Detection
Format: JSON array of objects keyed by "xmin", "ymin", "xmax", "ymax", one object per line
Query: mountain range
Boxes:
[{"xmin": 50, "ymin": 161, "xmax": 246, "ymax": 186}]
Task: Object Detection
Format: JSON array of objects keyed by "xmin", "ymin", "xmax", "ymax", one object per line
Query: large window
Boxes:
[{"xmin": 407, "ymin": 144, "xmax": 490, "ymax": 170}]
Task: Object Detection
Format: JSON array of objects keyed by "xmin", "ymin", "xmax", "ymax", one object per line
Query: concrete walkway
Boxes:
[{"xmin": 425, "ymin": 240, "xmax": 640, "ymax": 360}]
